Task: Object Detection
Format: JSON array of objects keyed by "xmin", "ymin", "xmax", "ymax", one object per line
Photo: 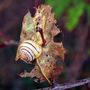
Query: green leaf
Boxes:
[
  {"xmin": 45, "ymin": 0, "xmax": 55, "ymax": 6},
  {"xmin": 73, "ymin": 0, "xmax": 83, "ymax": 5},
  {"xmin": 45, "ymin": 0, "xmax": 71, "ymax": 19},
  {"xmin": 87, "ymin": 48, "xmax": 90, "ymax": 56},
  {"xmin": 86, "ymin": 5, "xmax": 90, "ymax": 25},
  {"xmin": 65, "ymin": 2, "xmax": 85, "ymax": 31}
]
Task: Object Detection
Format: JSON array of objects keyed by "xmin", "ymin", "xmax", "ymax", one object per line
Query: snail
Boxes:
[{"xmin": 17, "ymin": 40, "xmax": 42, "ymax": 63}]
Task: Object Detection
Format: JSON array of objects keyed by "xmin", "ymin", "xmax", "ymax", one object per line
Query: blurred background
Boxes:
[{"xmin": 0, "ymin": 0, "xmax": 90, "ymax": 90}]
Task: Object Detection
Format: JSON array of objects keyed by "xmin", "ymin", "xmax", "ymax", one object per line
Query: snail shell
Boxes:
[{"xmin": 18, "ymin": 40, "xmax": 42, "ymax": 63}]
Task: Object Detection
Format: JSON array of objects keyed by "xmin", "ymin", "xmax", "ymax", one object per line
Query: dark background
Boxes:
[{"xmin": 0, "ymin": 0, "xmax": 90, "ymax": 90}]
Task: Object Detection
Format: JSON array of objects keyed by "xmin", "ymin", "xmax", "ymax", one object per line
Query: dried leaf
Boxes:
[{"xmin": 16, "ymin": 5, "xmax": 65, "ymax": 85}]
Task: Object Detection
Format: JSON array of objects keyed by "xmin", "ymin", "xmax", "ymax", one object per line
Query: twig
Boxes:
[
  {"xmin": 4, "ymin": 40, "xmax": 18, "ymax": 46},
  {"xmin": 50, "ymin": 78, "xmax": 90, "ymax": 90},
  {"xmin": 0, "ymin": 32, "xmax": 18, "ymax": 46}
]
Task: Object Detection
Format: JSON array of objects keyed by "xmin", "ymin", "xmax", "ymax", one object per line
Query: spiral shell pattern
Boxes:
[{"xmin": 18, "ymin": 40, "xmax": 42, "ymax": 63}]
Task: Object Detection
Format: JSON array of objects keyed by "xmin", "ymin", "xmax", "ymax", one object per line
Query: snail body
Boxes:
[{"xmin": 17, "ymin": 40, "xmax": 42, "ymax": 63}]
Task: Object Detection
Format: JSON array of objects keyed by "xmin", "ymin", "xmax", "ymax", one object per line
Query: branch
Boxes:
[
  {"xmin": 50, "ymin": 78, "xmax": 90, "ymax": 90},
  {"xmin": 4, "ymin": 40, "xmax": 18, "ymax": 46},
  {"xmin": 0, "ymin": 32, "xmax": 18, "ymax": 46}
]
